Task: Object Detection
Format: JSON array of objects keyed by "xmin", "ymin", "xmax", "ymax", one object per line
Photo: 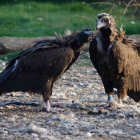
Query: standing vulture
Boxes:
[
  {"xmin": 0, "ymin": 28, "xmax": 94, "ymax": 112},
  {"xmin": 89, "ymin": 13, "xmax": 140, "ymax": 109}
]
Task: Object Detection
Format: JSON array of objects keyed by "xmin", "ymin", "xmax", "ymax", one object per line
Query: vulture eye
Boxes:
[{"xmin": 102, "ymin": 18, "xmax": 108, "ymax": 23}]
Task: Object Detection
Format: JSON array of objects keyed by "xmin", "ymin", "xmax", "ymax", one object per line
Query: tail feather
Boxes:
[
  {"xmin": 0, "ymin": 66, "xmax": 15, "ymax": 95},
  {"xmin": 0, "ymin": 67, "xmax": 47, "ymax": 95},
  {"xmin": 0, "ymin": 66, "xmax": 14, "ymax": 85}
]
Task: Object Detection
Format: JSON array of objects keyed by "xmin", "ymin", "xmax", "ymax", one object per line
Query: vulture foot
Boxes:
[
  {"xmin": 101, "ymin": 102, "xmax": 110, "ymax": 107},
  {"xmin": 101, "ymin": 95, "xmax": 113, "ymax": 107},
  {"xmin": 104, "ymin": 100, "xmax": 123, "ymax": 110},
  {"xmin": 45, "ymin": 100, "xmax": 64, "ymax": 112}
]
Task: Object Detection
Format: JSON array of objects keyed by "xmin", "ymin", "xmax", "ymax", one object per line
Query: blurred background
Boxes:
[{"xmin": 0, "ymin": 0, "xmax": 140, "ymax": 37}]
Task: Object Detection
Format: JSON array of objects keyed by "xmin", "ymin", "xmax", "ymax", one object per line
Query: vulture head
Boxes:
[
  {"xmin": 96, "ymin": 13, "xmax": 138, "ymax": 47},
  {"xmin": 96, "ymin": 13, "xmax": 119, "ymax": 42},
  {"xmin": 76, "ymin": 28, "xmax": 94, "ymax": 44},
  {"xmin": 96, "ymin": 13, "xmax": 113, "ymax": 29},
  {"xmin": 55, "ymin": 28, "xmax": 94, "ymax": 51}
]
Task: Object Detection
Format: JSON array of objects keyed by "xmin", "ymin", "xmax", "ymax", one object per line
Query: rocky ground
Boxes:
[{"xmin": 0, "ymin": 53, "xmax": 140, "ymax": 140}]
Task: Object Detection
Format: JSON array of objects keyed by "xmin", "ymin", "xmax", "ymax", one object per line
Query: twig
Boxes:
[
  {"xmin": 88, "ymin": 2, "xmax": 117, "ymax": 7},
  {"xmin": 131, "ymin": 0, "xmax": 140, "ymax": 6},
  {"xmin": 123, "ymin": 3, "xmax": 140, "ymax": 7},
  {"xmin": 109, "ymin": 5, "xmax": 115, "ymax": 14},
  {"xmin": 123, "ymin": 0, "xmax": 140, "ymax": 15},
  {"xmin": 88, "ymin": 2, "xmax": 123, "ymax": 14}
]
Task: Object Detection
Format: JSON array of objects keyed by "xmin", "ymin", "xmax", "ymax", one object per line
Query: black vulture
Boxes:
[
  {"xmin": 89, "ymin": 13, "xmax": 140, "ymax": 109},
  {"xmin": 0, "ymin": 28, "xmax": 94, "ymax": 112}
]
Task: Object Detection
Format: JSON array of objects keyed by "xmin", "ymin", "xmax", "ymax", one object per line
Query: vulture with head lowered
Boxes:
[
  {"xmin": 89, "ymin": 13, "xmax": 140, "ymax": 109},
  {"xmin": 0, "ymin": 28, "xmax": 93, "ymax": 112}
]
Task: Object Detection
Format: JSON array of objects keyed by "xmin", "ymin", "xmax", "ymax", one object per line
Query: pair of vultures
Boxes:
[{"xmin": 0, "ymin": 13, "xmax": 140, "ymax": 112}]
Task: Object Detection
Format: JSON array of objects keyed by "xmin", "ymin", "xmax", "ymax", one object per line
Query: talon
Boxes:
[
  {"xmin": 105, "ymin": 100, "xmax": 123, "ymax": 110},
  {"xmin": 101, "ymin": 103, "xmax": 110, "ymax": 107},
  {"xmin": 46, "ymin": 100, "xmax": 64, "ymax": 112}
]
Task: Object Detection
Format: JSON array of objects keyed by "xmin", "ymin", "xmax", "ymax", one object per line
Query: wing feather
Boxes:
[
  {"xmin": 112, "ymin": 41, "xmax": 140, "ymax": 91},
  {"xmin": 89, "ymin": 37, "xmax": 100, "ymax": 73},
  {"xmin": 7, "ymin": 39, "xmax": 61, "ymax": 66},
  {"xmin": 0, "ymin": 47, "xmax": 74, "ymax": 94}
]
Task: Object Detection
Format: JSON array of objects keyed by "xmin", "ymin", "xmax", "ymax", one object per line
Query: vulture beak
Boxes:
[
  {"xmin": 96, "ymin": 22, "xmax": 106, "ymax": 30},
  {"xmin": 84, "ymin": 31, "xmax": 94, "ymax": 35},
  {"xmin": 84, "ymin": 31, "xmax": 94, "ymax": 41}
]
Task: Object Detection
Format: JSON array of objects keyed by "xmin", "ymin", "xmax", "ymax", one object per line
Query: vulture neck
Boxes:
[
  {"xmin": 99, "ymin": 28, "xmax": 112, "ymax": 51},
  {"xmin": 70, "ymin": 39, "xmax": 84, "ymax": 52}
]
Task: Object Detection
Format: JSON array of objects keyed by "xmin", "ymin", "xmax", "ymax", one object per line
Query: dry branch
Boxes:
[
  {"xmin": 88, "ymin": 2, "xmax": 117, "ymax": 7},
  {"xmin": 109, "ymin": 5, "xmax": 115, "ymax": 14},
  {"xmin": 88, "ymin": 2, "xmax": 123, "ymax": 14},
  {"xmin": 123, "ymin": 2, "xmax": 140, "ymax": 7},
  {"xmin": 123, "ymin": 0, "xmax": 135, "ymax": 15}
]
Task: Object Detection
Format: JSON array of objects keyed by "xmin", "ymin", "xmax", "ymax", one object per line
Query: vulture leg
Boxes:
[
  {"xmin": 116, "ymin": 77, "xmax": 127, "ymax": 107},
  {"xmin": 101, "ymin": 80, "xmax": 123, "ymax": 110},
  {"xmin": 42, "ymin": 79, "xmax": 63, "ymax": 112},
  {"xmin": 101, "ymin": 80, "xmax": 113, "ymax": 107},
  {"xmin": 45, "ymin": 101, "xmax": 63, "ymax": 112},
  {"xmin": 104, "ymin": 78, "xmax": 126, "ymax": 110}
]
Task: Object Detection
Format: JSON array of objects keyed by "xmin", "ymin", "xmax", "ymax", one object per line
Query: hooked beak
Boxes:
[
  {"xmin": 84, "ymin": 31, "xmax": 94, "ymax": 41},
  {"xmin": 84, "ymin": 31, "xmax": 94, "ymax": 35},
  {"xmin": 96, "ymin": 22, "xmax": 106, "ymax": 30}
]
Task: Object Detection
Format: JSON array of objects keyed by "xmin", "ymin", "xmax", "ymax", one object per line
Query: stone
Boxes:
[
  {"xmin": 109, "ymin": 130, "xmax": 124, "ymax": 135},
  {"xmin": 116, "ymin": 113, "xmax": 126, "ymax": 119},
  {"xmin": 28, "ymin": 124, "xmax": 47, "ymax": 134},
  {"xmin": 84, "ymin": 132, "xmax": 92, "ymax": 138},
  {"xmin": 31, "ymin": 133, "xmax": 38, "ymax": 137}
]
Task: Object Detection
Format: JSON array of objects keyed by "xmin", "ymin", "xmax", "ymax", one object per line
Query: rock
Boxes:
[
  {"xmin": 67, "ymin": 128, "xmax": 79, "ymax": 135},
  {"xmin": 60, "ymin": 126, "xmax": 79, "ymax": 135},
  {"xmin": 36, "ymin": 128, "xmax": 47, "ymax": 134},
  {"xmin": 84, "ymin": 132, "xmax": 92, "ymax": 138},
  {"xmin": 0, "ymin": 129, "xmax": 5, "ymax": 134},
  {"xmin": 28, "ymin": 124, "xmax": 47, "ymax": 134},
  {"xmin": 116, "ymin": 113, "xmax": 126, "ymax": 119},
  {"xmin": 31, "ymin": 133, "xmax": 38, "ymax": 137},
  {"xmin": 99, "ymin": 107, "xmax": 104, "ymax": 114},
  {"xmin": 4, "ymin": 131, "xmax": 8, "ymax": 135},
  {"xmin": 1, "ymin": 62, "xmax": 5, "ymax": 66},
  {"xmin": 69, "ymin": 102, "xmax": 85, "ymax": 109},
  {"xmin": 7, "ymin": 115, "xmax": 18, "ymax": 122},
  {"xmin": 109, "ymin": 130, "xmax": 124, "ymax": 135},
  {"xmin": 135, "ymin": 124, "xmax": 140, "ymax": 129}
]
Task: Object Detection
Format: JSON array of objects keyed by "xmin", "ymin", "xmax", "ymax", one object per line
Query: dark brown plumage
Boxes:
[
  {"xmin": 0, "ymin": 28, "xmax": 93, "ymax": 112},
  {"xmin": 89, "ymin": 13, "xmax": 140, "ymax": 109}
]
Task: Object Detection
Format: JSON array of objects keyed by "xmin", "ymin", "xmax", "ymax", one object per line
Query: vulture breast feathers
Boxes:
[
  {"xmin": 0, "ymin": 28, "xmax": 94, "ymax": 112},
  {"xmin": 89, "ymin": 13, "xmax": 140, "ymax": 103}
]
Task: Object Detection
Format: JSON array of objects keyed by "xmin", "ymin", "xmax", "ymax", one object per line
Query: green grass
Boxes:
[
  {"xmin": 0, "ymin": 51, "xmax": 22, "ymax": 61},
  {"xmin": 0, "ymin": 1, "xmax": 140, "ymax": 37}
]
